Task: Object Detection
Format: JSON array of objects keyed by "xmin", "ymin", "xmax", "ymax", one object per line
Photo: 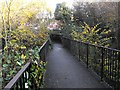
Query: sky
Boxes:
[
  {"xmin": 0, "ymin": 0, "xmax": 119, "ymax": 13},
  {"xmin": 0, "ymin": 0, "xmax": 74, "ymax": 12},
  {"xmin": 45, "ymin": 0, "xmax": 119, "ymax": 13},
  {"xmin": 46, "ymin": 0, "xmax": 74, "ymax": 12}
]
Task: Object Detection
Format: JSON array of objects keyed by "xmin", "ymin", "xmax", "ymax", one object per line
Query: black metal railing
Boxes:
[
  {"xmin": 4, "ymin": 39, "xmax": 50, "ymax": 89},
  {"xmin": 39, "ymin": 39, "xmax": 50, "ymax": 62},
  {"xmin": 4, "ymin": 62, "xmax": 31, "ymax": 90},
  {"xmin": 61, "ymin": 37, "xmax": 120, "ymax": 90}
]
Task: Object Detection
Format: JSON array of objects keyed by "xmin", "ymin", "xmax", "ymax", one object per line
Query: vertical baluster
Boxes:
[
  {"xmin": 16, "ymin": 81, "xmax": 19, "ymax": 89},
  {"xmin": 20, "ymin": 77, "xmax": 22, "ymax": 89},
  {"xmin": 113, "ymin": 51, "xmax": 116, "ymax": 88},
  {"xmin": 107, "ymin": 49, "xmax": 110, "ymax": 85},
  {"xmin": 28, "ymin": 65, "xmax": 31, "ymax": 88},
  {"xmin": 110, "ymin": 50, "xmax": 112, "ymax": 85},
  {"xmin": 118, "ymin": 52, "xmax": 120, "ymax": 89},
  {"xmin": 109, "ymin": 50, "xmax": 112, "ymax": 85},
  {"xmin": 76, "ymin": 41, "xmax": 78, "ymax": 59},
  {"xmin": 72, "ymin": 40, "xmax": 73, "ymax": 52},
  {"xmin": 75, "ymin": 41, "xmax": 76, "ymax": 57},
  {"xmin": 25, "ymin": 71, "xmax": 27, "ymax": 83},
  {"xmin": 108, "ymin": 50, "xmax": 112, "ymax": 82},
  {"xmin": 77, "ymin": 42, "xmax": 79, "ymax": 60},
  {"xmin": 81, "ymin": 42, "xmax": 83, "ymax": 62},
  {"xmin": 75, "ymin": 41, "xmax": 77, "ymax": 58},
  {"xmin": 45, "ymin": 43, "xmax": 47, "ymax": 61},
  {"xmin": 114, "ymin": 51, "xmax": 117, "ymax": 89},
  {"xmin": 79, "ymin": 42, "xmax": 81, "ymax": 60},
  {"xmin": 44, "ymin": 45, "xmax": 45, "ymax": 61},
  {"xmin": 71, "ymin": 40, "xmax": 73, "ymax": 55},
  {"xmin": 86, "ymin": 44, "xmax": 89, "ymax": 68},
  {"xmin": 92, "ymin": 45, "xmax": 94, "ymax": 68},
  {"xmin": 42, "ymin": 49, "xmax": 43, "ymax": 61},
  {"xmin": 117, "ymin": 52, "xmax": 120, "ymax": 90},
  {"xmin": 74, "ymin": 41, "xmax": 76, "ymax": 56},
  {"xmin": 104, "ymin": 48, "xmax": 107, "ymax": 82},
  {"xmin": 43, "ymin": 45, "xmax": 46, "ymax": 61},
  {"xmin": 70, "ymin": 39, "xmax": 71, "ymax": 52},
  {"xmin": 106, "ymin": 48, "xmax": 108, "ymax": 82},
  {"xmin": 94, "ymin": 46, "xmax": 97, "ymax": 72},
  {"xmin": 101, "ymin": 47, "xmax": 104, "ymax": 81},
  {"xmin": 94, "ymin": 46, "xmax": 97, "ymax": 71},
  {"xmin": 107, "ymin": 49, "xmax": 109, "ymax": 83},
  {"xmin": 111, "ymin": 51, "xmax": 114, "ymax": 86},
  {"xmin": 78, "ymin": 42, "xmax": 80, "ymax": 61},
  {"xmin": 98, "ymin": 47, "xmax": 101, "ymax": 75},
  {"xmin": 73, "ymin": 40, "xmax": 74, "ymax": 55},
  {"xmin": 22, "ymin": 73, "xmax": 25, "ymax": 89}
]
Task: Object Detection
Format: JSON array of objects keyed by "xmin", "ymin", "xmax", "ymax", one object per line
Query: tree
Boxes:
[
  {"xmin": 54, "ymin": 2, "xmax": 73, "ymax": 37},
  {"xmin": 0, "ymin": 0, "xmax": 51, "ymax": 88},
  {"xmin": 72, "ymin": 1, "xmax": 118, "ymax": 49},
  {"xmin": 0, "ymin": 0, "xmax": 51, "ymax": 47}
]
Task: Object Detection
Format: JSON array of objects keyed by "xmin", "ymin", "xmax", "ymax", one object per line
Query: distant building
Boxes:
[{"xmin": 47, "ymin": 21, "xmax": 61, "ymax": 30}]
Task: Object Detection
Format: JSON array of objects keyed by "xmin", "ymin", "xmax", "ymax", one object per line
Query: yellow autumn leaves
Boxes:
[
  {"xmin": 21, "ymin": 54, "xmax": 26, "ymax": 60},
  {"xmin": 71, "ymin": 22, "xmax": 111, "ymax": 47}
]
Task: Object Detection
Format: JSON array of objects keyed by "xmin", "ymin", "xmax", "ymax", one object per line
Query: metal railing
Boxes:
[
  {"xmin": 39, "ymin": 39, "xmax": 50, "ymax": 62},
  {"xmin": 61, "ymin": 37, "xmax": 120, "ymax": 90},
  {"xmin": 4, "ymin": 39, "xmax": 50, "ymax": 89},
  {"xmin": 4, "ymin": 62, "xmax": 31, "ymax": 90}
]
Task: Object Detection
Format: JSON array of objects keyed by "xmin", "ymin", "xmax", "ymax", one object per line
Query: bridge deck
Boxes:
[{"xmin": 44, "ymin": 42, "xmax": 108, "ymax": 88}]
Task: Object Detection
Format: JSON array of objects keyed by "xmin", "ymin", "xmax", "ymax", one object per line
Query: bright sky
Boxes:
[
  {"xmin": 46, "ymin": 0, "xmax": 74, "ymax": 12},
  {"xmin": 0, "ymin": 0, "xmax": 119, "ymax": 13},
  {"xmin": 46, "ymin": 0, "xmax": 119, "ymax": 13}
]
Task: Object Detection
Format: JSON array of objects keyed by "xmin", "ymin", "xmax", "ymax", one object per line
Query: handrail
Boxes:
[
  {"xmin": 4, "ymin": 39, "xmax": 50, "ymax": 89},
  {"xmin": 39, "ymin": 39, "xmax": 50, "ymax": 61},
  {"xmin": 4, "ymin": 62, "xmax": 31, "ymax": 89},
  {"xmin": 61, "ymin": 36, "xmax": 120, "ymax": 89},
  {"xmin": 62, "ymin": 36, "xmax": 120, "ymax": 52},
  {"xmin": 39, "ymin": 39, "xmax": 49, "ymax": 52}
]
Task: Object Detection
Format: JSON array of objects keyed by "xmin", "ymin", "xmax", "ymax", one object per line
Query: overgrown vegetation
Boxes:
[
  {"xmin": 28, "ymin": 46, "xmax": 47, "ymax": 88},
  {"xmin": 71, "ymin": 22, "xmax": 112, "ymax": 47},
  {"xmin": 54, "ymin": 2, "xmax": 120, "ymax": 48},
  {"xmin": 0, "ymin": 0, "xmax": 51, "ymax": 88}
]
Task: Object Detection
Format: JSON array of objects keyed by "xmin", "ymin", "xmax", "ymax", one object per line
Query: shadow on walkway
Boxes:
[{"xmin": 44, "ymin": 42, "xmax": 110, "ymax": 88}]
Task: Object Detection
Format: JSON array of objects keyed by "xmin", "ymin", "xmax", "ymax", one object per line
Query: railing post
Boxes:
[
  {"xmin": 78, "ymin": 42, "xmax": 80, "ymax": 61},
  {"xmin": 86, "ymin": 44, "xmax": 89, "ymax": 68},
  {"xmin": 22, "ymin": 74, "xmax": 25, "ymax": 90},
  {"xmin": 117, "ymin": 52, "xmax": 120, "ymax": 89},
  {"xmin": 20, "ymin": 77, "xmax": 22, "ymax": 89},
  {"xmin": 44, "ymin": 47, "xmax": 46, "ymax": 61},
  {"xmin": 16, "ymin": 81, "xmax": 19, "ymax": 90},
  {"xmin": 101, "ymin": 47, "xmax": 104, "ymax": 81}
]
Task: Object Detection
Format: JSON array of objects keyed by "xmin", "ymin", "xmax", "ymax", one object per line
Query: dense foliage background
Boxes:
[
  {"xmin": 54, "ymin": 1, "xmax": 120, "ymax": 49},
  {"xmin": 0, "ymin": 0, "xmax": 51, "ymax": 88}
]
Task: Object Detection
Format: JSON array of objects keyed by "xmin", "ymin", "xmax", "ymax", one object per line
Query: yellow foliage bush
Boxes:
[{"xmin": 71, "ymin": 22, "xmax": 112, "ymax": 47}]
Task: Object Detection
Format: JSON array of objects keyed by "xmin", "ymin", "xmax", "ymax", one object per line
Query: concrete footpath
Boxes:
[{"xmin": 44, "ymin": 42, "xmax": 109, "ymax": 88}]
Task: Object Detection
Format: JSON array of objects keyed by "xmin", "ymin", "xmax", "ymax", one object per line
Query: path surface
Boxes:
[{"xmin": 44, "ymin": 42, "xmax": 107, "ymax": 88}]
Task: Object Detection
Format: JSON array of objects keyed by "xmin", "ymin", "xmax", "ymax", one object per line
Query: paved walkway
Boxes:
[{"xmin": 44, "ymin": 42, "xmax": 107, "ymax": 88}]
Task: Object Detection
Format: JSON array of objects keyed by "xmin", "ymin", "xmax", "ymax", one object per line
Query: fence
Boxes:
[
  {"xmin": 61, "ymin": 37, "xmax": 120, "ymax": 90},
  {"xmin": 4, "ymin": 39, "xmax": 50, "ymax": 89}
]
